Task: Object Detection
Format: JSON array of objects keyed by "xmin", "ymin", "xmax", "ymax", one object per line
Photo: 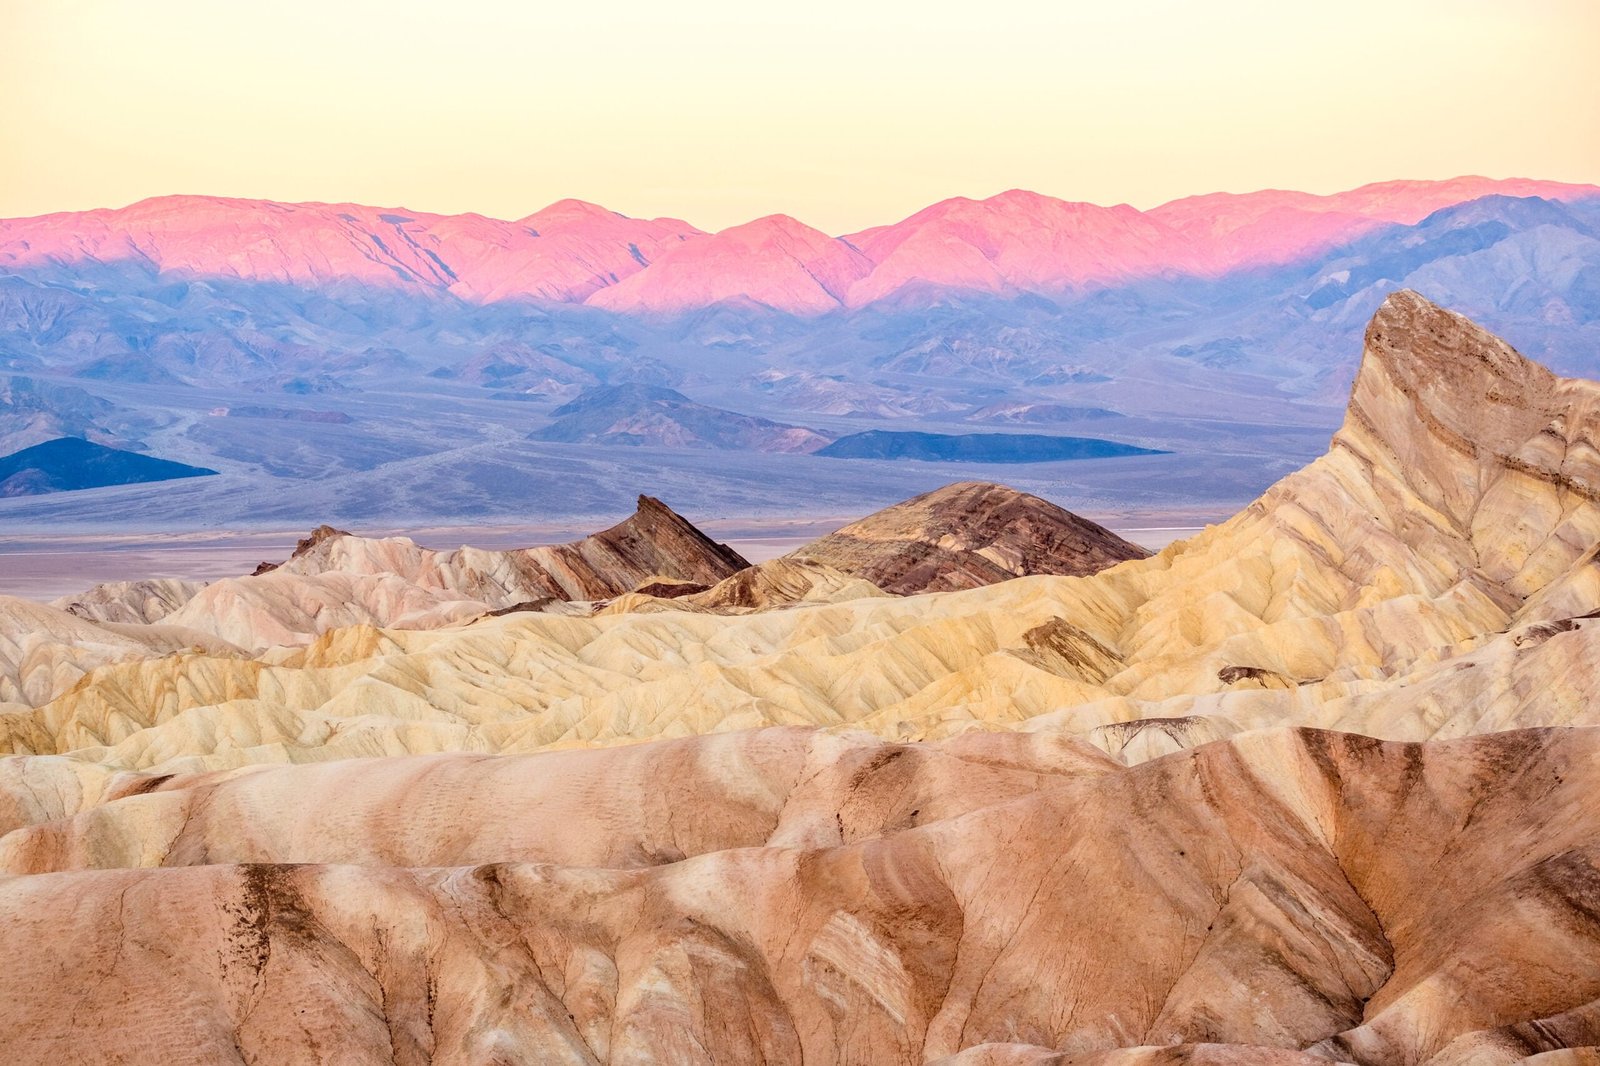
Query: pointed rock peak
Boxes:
[
  {"xmin": 636, "ymin": 493, "xmax": 673, "ymax": 516},
  {"xmin": 628, "ymin": 493, "xmax": 702, "ymax": 536},
  {"xmin": 290, "ymin": 524, "xmax": 352, "ymax": 560},
  {"xmin": 591, "ymin": 496, "xmax": 750, "ymax": 575},
  {"xmin": 248, "ymin": 522, "xmax": 352, "ymax": 578},
  {"xmin": 1335, "ymin": 291, "xmax": 1576, "ymax": 530},
  {"xmin": 1349, "ymin": 290, "xmax": 1556, "ymax": 441}
]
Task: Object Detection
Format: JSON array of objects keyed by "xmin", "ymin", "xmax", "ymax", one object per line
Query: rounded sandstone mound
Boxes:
[{"xmin": 790, "ymin": 480, "xmax": 1151, "ymax": 594}]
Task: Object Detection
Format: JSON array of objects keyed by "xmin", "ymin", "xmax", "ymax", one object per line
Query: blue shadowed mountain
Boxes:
[
  {"xmin": 0, "ymin": 437, "xmax": 218, "ymax": 497},
  {"xmin": 529, "ymin": 384, "xmax": 834, "ymax": 453}
]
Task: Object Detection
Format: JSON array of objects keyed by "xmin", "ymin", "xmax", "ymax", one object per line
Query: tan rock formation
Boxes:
[
  {"xmin": 51, "ymin": 576, "xmax": 206, "ymax": 624},
  {"xmin": 4, "ymin": 728, "xmax": 1600, "ymax": 1063},
  {"xmin": 687, "ymin": 555, "xmax": 888, "ymax": 609},
  {"xmin": 0, "ymin": 594, "xmax": 242, "ymax": 711},
  {"xmin": 272, "ymin": 495, "xmax": 749, "ymax": 598},
  {"xmin": 792, "ymin": 480, "xmax": 1151, "ymax": 593},
  {"xmin": 60, "ymin": 495, "xmax": 753, "ymax": 651}
]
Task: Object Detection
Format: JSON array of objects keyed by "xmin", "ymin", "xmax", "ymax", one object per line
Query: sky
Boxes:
[{"xmin": 3, "ymin": 0, "xmax": 1597, "ymax": 233}]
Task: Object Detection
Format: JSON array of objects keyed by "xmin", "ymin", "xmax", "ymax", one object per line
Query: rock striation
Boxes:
[
  {"xmin": 51, "ymin": 577, "xmax": 206, "ymax": 625},
  {"xmin": 266, "ymin": 494, "xmax": 750, "ymax": 602},
  {"xmin": 5, "ymin": 727, "xmax": 1600, "ymax": 1064},
  {"xmin": 59, "ymin": 496, "xmax": 750, "ymax": 650},
  {"xmin": 791, "ymin": 480, "xmax": 1151, "ymax": 593}
]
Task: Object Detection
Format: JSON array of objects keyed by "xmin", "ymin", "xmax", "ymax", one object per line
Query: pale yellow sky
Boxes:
[{"xmin": 3, "ymin": 0, "xmax": 1597, "ymax": 232}]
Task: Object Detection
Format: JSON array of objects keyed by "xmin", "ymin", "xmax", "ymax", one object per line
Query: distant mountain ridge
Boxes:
[
  {"xmin": 530, "ymin": 384, "xmax": 834, "ymax": 453},
  {"xmin": 0, "ymin": 195, "xmax": 702, "ymax": 305},
  {"xmin": 4, "ymin": 177, "xmax": 1595, "ymax": 316},
  {"xmin": 3, "ymin": 185, "xmax": 1600, "ymax": 528}
]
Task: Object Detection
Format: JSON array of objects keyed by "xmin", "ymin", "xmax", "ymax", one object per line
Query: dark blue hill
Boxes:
[
  {"xmin": 0, "ymin": 437, "xmax": 218, "ymax": 497},
  {"xmin": 815, "ymin": 430, "xmax": 1165, "ymax": 463}
]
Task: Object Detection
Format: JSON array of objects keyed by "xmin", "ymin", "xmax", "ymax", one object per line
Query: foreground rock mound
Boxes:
[
  {"xmin": 5, "ymin": 727, "xmax": 1600, "ymax": 1064},
  {"xmin": 792, "ymin": 480, "xmax": 1150, "ymax": 593},
  {"xmin": 596, "ymin": 556, "xmax": 890, "ymax": 616},
  {"xmin": 51, "ymin": 577, "xmax": 205, "ymax": 625}
]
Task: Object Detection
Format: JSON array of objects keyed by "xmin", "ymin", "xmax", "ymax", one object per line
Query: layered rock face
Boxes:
[
  {"xmin": 8, "ymin": 293, "xmax": 1600, "ymax": 1061},
  {"xmin": 6, "ymin": 727, "xmax": 1600, "ymax": 1064},
  {"xmin": 791, "ymin": 480, "xmax": 1151, "ymax": 593},
  {"xmin": 270, "ymin": 494, "xmax": 750, "ymax": 599},
  {"xmin": 51, "ymin": 577, "xmax": 205, "ymax": 625},
  {"xmin": 54, "ymin": 495, "xmax": 750, "ymax": 651}
]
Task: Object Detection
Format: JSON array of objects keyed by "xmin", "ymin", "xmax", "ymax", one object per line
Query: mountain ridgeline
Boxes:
[
  {"xmin": 528, "ymin": 384, "xmax": 833, "ymax": 453},
  {"xmin": 1, "ymin": 178, "xmax": 1598, "ymax": 526},
  {"xmin": 52, "ymin": 481, "xmax": 1142, "ymax": 642},
  {"xmin": 5, "ymin": 177, "xmax": 1594, "ymax": 313}
]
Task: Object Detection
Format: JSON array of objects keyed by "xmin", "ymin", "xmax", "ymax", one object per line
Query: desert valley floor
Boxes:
[{"xmin": 6, "ymin": 292, "xmax": 1600, "ymax": 1064}]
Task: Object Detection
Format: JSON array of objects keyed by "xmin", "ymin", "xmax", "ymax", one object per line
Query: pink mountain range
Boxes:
[{"xmin": 2, "ymin": 177, "xmax": 1594, "ymax": 315}]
